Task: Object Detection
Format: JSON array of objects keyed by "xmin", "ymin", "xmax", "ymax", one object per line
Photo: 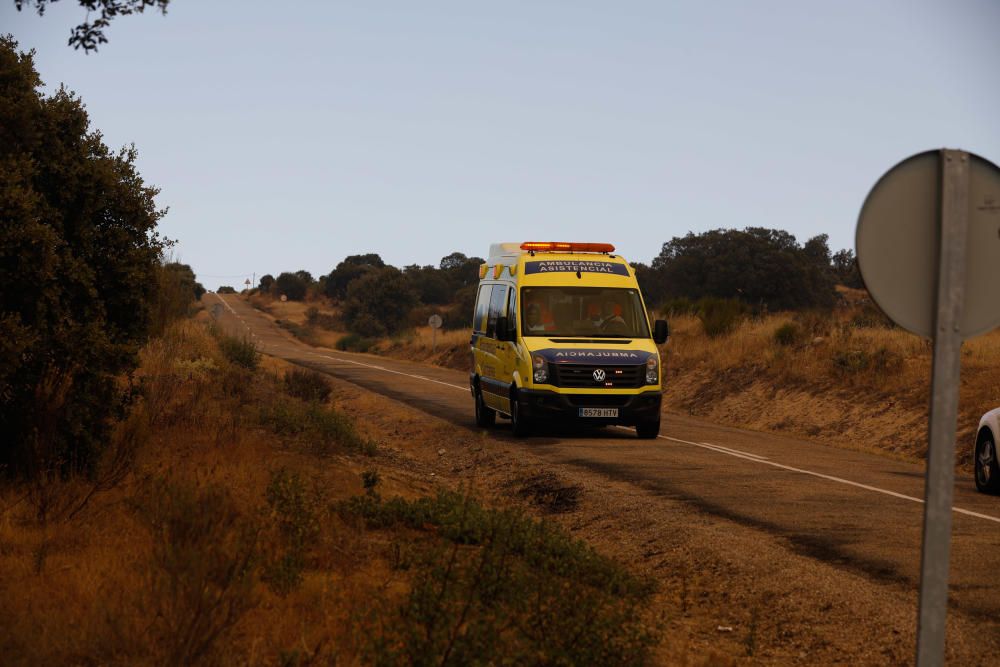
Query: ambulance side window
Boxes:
[
  {"xmin": 506, "ymin": 288, "xmax": 517, "ymax": 336},
  {"xmin": 473, "ymin": 284, "xmax": 491, "ymax": 333},
  {"xmin": 486, "ymin": 285, "xmax": 508, "ymax": 338}
]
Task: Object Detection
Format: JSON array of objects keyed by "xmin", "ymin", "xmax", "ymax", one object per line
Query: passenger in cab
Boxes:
[{"xmin": 525, "ymin": 303, "xmax": 548, "ymax": 333}]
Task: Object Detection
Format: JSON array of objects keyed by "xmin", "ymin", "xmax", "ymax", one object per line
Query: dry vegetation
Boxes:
[{"xmin": 0, "ymin": 319, "xmax": 661, "ymax": 665}]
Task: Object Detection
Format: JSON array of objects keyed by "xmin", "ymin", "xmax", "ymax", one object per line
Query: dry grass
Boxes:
[{"xmin": 0, "ymin": 319, "xmax": 660, "ymax": 665}]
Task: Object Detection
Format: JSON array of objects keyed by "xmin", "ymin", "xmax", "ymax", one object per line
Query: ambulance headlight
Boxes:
[
  {"xmin": 532, "ymin": 354, "xmax": 548, "ymax": 383},
  {"xmin": 645, "ymin": 356, "xmax": 658, "ymax": 384}
]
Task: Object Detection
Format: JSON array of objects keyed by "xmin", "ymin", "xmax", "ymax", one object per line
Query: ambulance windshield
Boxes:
[{"xmin": 520, "ymin": 287, "xmax": 650, "ymax": 338}]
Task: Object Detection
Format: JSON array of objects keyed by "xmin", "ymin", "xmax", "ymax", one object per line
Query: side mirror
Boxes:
[
  {"xmin": 496, "ymin": 316, "xmax": 512, "ymax": 341},
  {"xmin": 653, "ymin": 319, "xmax": 669, "ymax": 345}
]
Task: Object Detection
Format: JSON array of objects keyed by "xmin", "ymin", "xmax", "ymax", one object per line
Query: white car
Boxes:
[{"xmin": 975, "ymin": 409, "xmax": 1000, "ymax": 494}]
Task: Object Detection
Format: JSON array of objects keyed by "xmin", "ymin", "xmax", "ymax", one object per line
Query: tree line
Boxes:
[
  {"xmin": 255, "ymin": 252, "xmax": 484, "ymax": 337},
  {"xmin": 258, "ymin": 230, "xmax": 863, "ymax": 338}
]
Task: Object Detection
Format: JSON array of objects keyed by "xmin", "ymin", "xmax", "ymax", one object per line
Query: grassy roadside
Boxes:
[
  {"xmin": 245, "ymin": 290, "xmax": 999, "ymax": 468},
  {"xmin": 0, "ymin": 318, "xmax": 662, "ymax": 665}
]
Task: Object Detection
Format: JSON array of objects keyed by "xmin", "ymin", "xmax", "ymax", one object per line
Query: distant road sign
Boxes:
[
  {"xmin": 428, "ymin": 314, "xmax": 443, "ymax": 329},
  {"xmin": 280, "ymin": 295, "xmax": 287, "ymax": 302},
  {"xmin": 856, "ymin": 149, "xmax": 1000, "ymax": 339}
]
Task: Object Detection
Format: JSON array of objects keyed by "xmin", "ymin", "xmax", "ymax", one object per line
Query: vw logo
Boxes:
[{"xmin": 592, "ymin": 368, "xmax": 606, "ymax": 382}]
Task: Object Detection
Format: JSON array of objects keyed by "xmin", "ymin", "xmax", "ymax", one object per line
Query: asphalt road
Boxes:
[{"xmin": 211, "ymin": 293, "xmax": 1000, "ymax": 652}]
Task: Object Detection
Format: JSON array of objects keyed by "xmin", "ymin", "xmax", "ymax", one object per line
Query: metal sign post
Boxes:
[
  {"xmin": 428, "ymin": 314, "xmax": 443, "ymax": 353},
  {"xmin": 915, "ymin": 150, "xmax": 968, "ymax": 667},
  {"xmin": 856, "ymin": 148, "xmax": 1000, "ymax": 667}
]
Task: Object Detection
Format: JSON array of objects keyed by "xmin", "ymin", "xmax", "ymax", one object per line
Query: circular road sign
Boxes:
[
  {"xmin": 856, "ymin": 149, "xmax": 1000, "ymax": 339},
  {"xmin": 428, "ymin": 314, "xmax": 443, "ymax": 329},
  {"xmin": 280, "ymin": 294, "xmax": 288, "ymax": 302}
]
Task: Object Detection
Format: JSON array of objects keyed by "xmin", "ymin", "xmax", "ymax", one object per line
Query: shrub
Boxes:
[
  {"xmin": 258, "ymin": 397, "xmax": 375, "ymax": 456},
  {"xmin": 442, "ymin": 284, "xmax": 478, "ymax": 331},
  {"xmin": 217, "ymin": 286, "xmax": 237, "ymax": 294},
  {"xmin": 850, "ymin": 302, "xmax": 895, "ymax": 329},
  {"xmin": 773, "ymin": 322, "xmax": 802, "ymax": 347},
  {"xmin": 340, "ymin": 491, "xmax": 659, "ymax": 665},
  {"xmin": 661, "ymin": 296, "xmax": 696, "ymax": 317},
  {"xmin": 341, "ymin": 266, "xmax": 418, "ymax": 337},
  {"xmin": 138, "ymin": 479, "xmax": 260, "ymax": 665},
  {"xmin": 335, "ymin": 333, "xmax": 376, "ymax": 353},
  {"xmin": 696, "ymin": 297, "xmax": 746, "ymax": 338},
  {"xmin": 218, "ymin": 334, "xmax": 260, "ymax": 370},
  {"xmin": 275, "ymin": 319, "xmax": 318, "ymax": 345},
  {"xmin": 263, "ymin": 469, "xmax": 322, "ymax": 596},
  {"xmin": 283, "ymin": 368, "xmax": 331, "ymax": 403},
  {"xmin": 274, "ymin": 272, "xmax": 308, "ymax": 301},
  {"xmin": 831, "ymin": 346, "xmax": 903, "ymax": 377}
]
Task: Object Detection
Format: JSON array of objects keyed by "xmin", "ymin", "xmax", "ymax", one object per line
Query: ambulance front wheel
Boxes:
[
  {"xmin": 510, "ymin": 391, "xmax": 532, "ymax": 437},
  {"xmin": 635, "ymin": 418, "xmax": 660, "ymax": 440},
  {"xmin": 474, "ymin": 386, "xmax": 496, "ymax": 428}
]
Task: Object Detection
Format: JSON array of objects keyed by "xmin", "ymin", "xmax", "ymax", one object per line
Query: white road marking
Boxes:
[
  {"xmin": 661, "ymin": 435, "xmax": 1000, "ymax": 525},
  {"xmin": 220, "ymin": 294, "xmax": 1000, "ymax": 527},
  {"xmin": 311, "ymin": 353, "xmax": 468, "ymax": 392},
  {"xmin": 699, "ymin": 441, "xmax": 769, "ymax": 460}
]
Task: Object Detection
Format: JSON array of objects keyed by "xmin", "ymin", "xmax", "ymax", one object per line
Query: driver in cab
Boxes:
[{"xmin": 600, "ymin": 299, "xmax": 627, "ymax": 333}]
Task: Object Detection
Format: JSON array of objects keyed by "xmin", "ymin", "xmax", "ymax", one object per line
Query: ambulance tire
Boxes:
[
  {"xmin": 510, "ymin": 390, "xmax": 532, "ymax": 437},
  {"xmin": 635, "ymin": 418, "xmax": 660, "ymax": 440},
  {"xmin": 475, "ymin": 386, "xmax": 496, "ymax": 428}
]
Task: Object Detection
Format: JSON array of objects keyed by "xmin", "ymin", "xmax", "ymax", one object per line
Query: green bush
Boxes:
[
  {"xmin": 340, "ymin": 491, "xmax": 659, "ymax": 665},
  {"xmin": 258, "ymin": 397, "xmax": 375, "ymax": 456},
  {"xmin": 275, "ymin": 319, "xmax": 318, "ymax": 345},
  {"xmin": 218, "ymin": 335, "xmax": 260, "ymax": 370},
  {"xmin": 335, "ymin": 333, "xmax": 375, "ymax": 353},
  {"xmin": 850, "ymin": 302, "xmax": 895, "ymax": 329},
  {"xmin": 283, "ymin": 368, "xmax": 331, "ymax": 403},
  {"xmin": 831, "ymin": 346, "xmax": 902, "ymax": 377},
  {"xmin": 661, "ymin": 296, "xmax": 696, "ymax": 317},
  {"xmin": 773, "ymin": 322, "xmax": 802, "ymax": 347},
  {"xmin": 138, "ymin": 479, "xmax": 260, "ymax": 665},
  {"xmin": 341, "ymin": 266, "xmax": 418, "ymax": 337},
  {"xmin": 263, "ymin": 469, "xmax": 322, "ymax": 596},
  {"xmin": 696, "ymin": 297, "xmax": 746, "ymax": 338}
]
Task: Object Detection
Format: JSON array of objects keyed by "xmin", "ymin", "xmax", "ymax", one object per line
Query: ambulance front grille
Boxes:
[{"xmin": 550, "ymin": 364, "xmax": 645, "ymax": 389}]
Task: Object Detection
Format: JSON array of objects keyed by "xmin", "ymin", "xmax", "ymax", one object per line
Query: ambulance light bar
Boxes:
[{"xmin": 519, "ymin": 242, "xmax": 615, "ymax": 253}]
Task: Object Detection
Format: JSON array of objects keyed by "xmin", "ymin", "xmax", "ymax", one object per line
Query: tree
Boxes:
[
  {"xmin": 274, "ymin": 272, "xmax": 308, "ymax": 301},
  {"xmin": 439, "ymin": 252, "xmax": 468, "ymax": 271},
  {"xmin": 217, "ymin": 286, "xmax": 237, "ymax": 294},
  {"xmin": 831, "ymin": 249, "xmax": 864, "ymax": 289},
  {"xmin": 404, "ymin": 264, "xmax": 451, "ymax": 305},
  {"xmin": 439, "ymin": 252, "xmax": 484, "ymax": 290},
  {"xmin": 341, "ymin": 267, "xmax": 418, "ymax": 337},
  {"xmin": 258, "ymin": 274, "xmax": 275, "ymax": 292},
  {"xmin": 324, "ymin": 254, "xmax": 386, "ymax": 300},
  {"xmin": 648, "ymin": 228, "xmax": 836, "ymax": 311},
  {"xmin": 14, "ymin": 0, "xmax": 171, "ymax": 52},
  {"xmin": 294, "ymin": 270, "xmax": 314, "ymax": 285},
  {"xmin": 0, "ymin": 37, "xmax": 167, "ymax": 476},
  {"xmin": 149, "ymin": 262, "xmax": 204, "ymax": 334}
]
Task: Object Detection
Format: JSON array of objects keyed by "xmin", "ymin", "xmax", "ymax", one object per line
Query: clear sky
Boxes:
[{"xmin": 4, "ymin": 1, "xmax": 999, "ymax": 289}]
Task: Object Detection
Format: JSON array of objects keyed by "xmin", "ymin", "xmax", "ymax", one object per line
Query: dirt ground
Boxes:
[{"xmin": 326, "ymin": 370, "xmax": 990, "ymax": 666}]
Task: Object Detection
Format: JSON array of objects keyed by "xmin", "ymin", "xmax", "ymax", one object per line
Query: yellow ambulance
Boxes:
[{"xmin": 470, "ymin": 241, "xmax": 669, "ymax": 438}]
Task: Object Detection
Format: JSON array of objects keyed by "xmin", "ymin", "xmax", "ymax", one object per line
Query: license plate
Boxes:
[{"xmin": 579, "ymin": 408, "xmax": 619, "ymax": 418}]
